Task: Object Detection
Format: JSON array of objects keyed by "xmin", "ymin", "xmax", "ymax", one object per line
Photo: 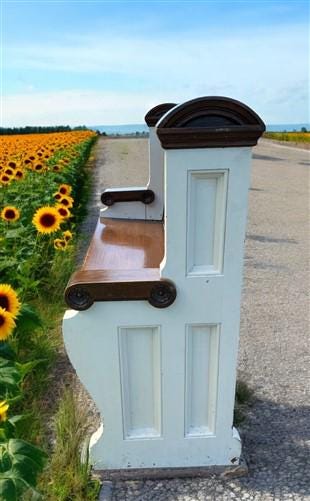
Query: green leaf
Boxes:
[
  {"xmin": 15, "ymin": 304, "xmax": 43, "ymax": 332},
  {"xmin": 0, "ymin": 358, "xmax": 21, "ymax": 399},
  {"xmin": 8, "ymin": 440, "xmax": 47, "ymax": 470},
  {"xmin": 0, "ymin": 446, "xmax": 12, "ymax": 473},
  {"xmin": 15, "ymin": 360, "xmax": 45, "ymax": 380},
  {"xmin": 0, "ymin": 344, "xmax": 16, "ymax": 362},
  {"xmin": 4, "ymin": 229, "xmax": 25, "ymax": 240},
  {"xmin": 0, "ymin": 260, "xmax": 18, "ymax": 273},
  {"xmin": 0, "ymin": 479, "xmax": 17, "ymax": 501},
  {"xmin": 0, "ymin": 439, "xmax": 47, "ymax": 499},
  {"xmin": 12, "ymin": 458, "xmax": 38, "ymax": 486},
  {"xmin": 8, "ymin": 415, "xmax": 26, "ymax": 426},
  {"xmin": 0, "ymin": 422, "xmax": 16, "ymax": 442}
]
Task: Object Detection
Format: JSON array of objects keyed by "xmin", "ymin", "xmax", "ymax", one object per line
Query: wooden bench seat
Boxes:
[
  {"xmin": 65, "ymin": 218, "xmax": 176, "ymax": 310},
  {"xmin": 82, "ymin": 218, "xmax": 164, "ymax": 271}
]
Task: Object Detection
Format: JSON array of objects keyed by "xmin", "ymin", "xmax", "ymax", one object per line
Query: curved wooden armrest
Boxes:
[
  {"xmin": 101, "ymin": 188, "xmax": 155, "ymax": 206},
  {"xmin": 65, "ymin": 270, "xmax": 176, "ymax": 311}
]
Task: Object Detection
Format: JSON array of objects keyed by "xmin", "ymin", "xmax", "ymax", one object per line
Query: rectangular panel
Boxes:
[
  {"xmin": 118, "ymin": 326, "xmax": 162, "ymax": 439},
  {"xmin": 187, "ymin": 170, "xmax": 227, "ymax": 275},
  {"xmin": 185, "ymin": 324, "xmax": 220, "ymax": 437}
]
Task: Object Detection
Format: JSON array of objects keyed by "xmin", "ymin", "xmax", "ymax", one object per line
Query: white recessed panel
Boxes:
[
  {"xmin": 187, "ymin": 170, "xmax": 227, "ymax": 275},
  {"xmin": 118, "ymin": 326, "xmax": 162, "ymax": 439},
  {"xmin": 185, "ymin": 324, "xmax": 220, "ymax": 437}
]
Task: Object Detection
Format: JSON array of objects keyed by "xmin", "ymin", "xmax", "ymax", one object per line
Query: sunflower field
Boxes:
[{"xmin": 0, "ymin": 130, "xmax": 96, "ymax": 499}]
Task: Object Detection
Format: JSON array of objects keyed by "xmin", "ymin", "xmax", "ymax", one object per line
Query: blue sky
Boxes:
[{"xmin": 1, "ymin": 0, "xmax": 309, "ymax": 126}]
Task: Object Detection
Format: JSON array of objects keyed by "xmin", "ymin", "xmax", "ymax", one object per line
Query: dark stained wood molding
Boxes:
[
  {"xmin": 101, "ymin": 188, "xmax": 155, "ymax": 206},
  {"xmin": 144, "ymin": 103, "xmax": 177, "ymax": 127},
  {"xmin": 65, "ymin": 270, "xmax": 176, "ymax": 310},
  {"xmin": 156, "ymin": 96, "xmax": 265, "ymax": 149}
]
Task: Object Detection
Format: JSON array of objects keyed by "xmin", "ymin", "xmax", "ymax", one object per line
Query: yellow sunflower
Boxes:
[
  {"xmin": 53, "ymin": 192, "xmax": 62, "ymax": 201},
  {"xmin": 0, "ymin": 174, "xmax": 11, "ymax": 185},
  {"xmin": 0, "ymin": 284, "xmax": 21, "ymax": 318},
  {"xmin": 53, "ymin": 238, "xmax": 67, "ymax": 251},
  {"xmin": 34, "ymin": 163, "xmax": 45, "ymax": 173},
  {"xmin": 4, "ymin": 168, "xmax": 14, "ymax": 176},
  {"xmin": 59, "ymin": 184, "xmax": 72, "ymax": 195},
  {"xmin": 0, "ymin": 401, "xmax": 9, "ymax": 422},
  {"xmin": 56, "ymin": 205, "xmax": 71, "ymax": 219},
  {"xmin": 0, "ymin": 307, "xmax": 16, "ymax": 340},
  {"xmin": 59, "ymin": 195, "xmax": 74, "ymax": 209},
  {"xmin": 32, "ymin": 206, "xmax": 62, "ymax": 234},
  {"xmin": 63, "ymin": 230, "xmax": 73, "ymax": 242},
  {"xmin": 14, "ymin": 169, "xmax": 24, "ymax": 180},
  {"xmin": 1, "ymin": 206, "xmax": 20, "ymax": 222}
]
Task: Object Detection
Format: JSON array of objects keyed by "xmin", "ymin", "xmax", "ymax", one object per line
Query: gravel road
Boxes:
[{"xmin": 78, "ymin": 137, "xmax": 309, "ymax": 501}]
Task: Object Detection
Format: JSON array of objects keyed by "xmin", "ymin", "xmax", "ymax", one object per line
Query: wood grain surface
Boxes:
[{"xmin": 82, "ymin": 217, "xmax": 164, "ymax": 271}]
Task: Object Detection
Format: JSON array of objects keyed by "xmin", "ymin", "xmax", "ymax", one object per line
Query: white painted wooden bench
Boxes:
[{"xmin": 63, "ymin": 96, "xmax": 265, "ymax": 477}]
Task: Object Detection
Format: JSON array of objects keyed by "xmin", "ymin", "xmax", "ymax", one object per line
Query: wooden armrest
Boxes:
[
  {"xmin": 64, "ymin": 218, "xmax": 176, "ymax": 310},
  {"xmin": 101, "ymin": 188, "xmax": 155, "ymax": 206},
  {"xmin": 65, "ymin": 269, "xmax": 176, "ymax": 310}
]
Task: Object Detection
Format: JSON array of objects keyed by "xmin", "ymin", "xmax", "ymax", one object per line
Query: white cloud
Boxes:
[
  {"xmin": 2, "ymin": 90, "xmax": 168, "ymax": 126},
  {"xmin": 2, "ymin": 23, "xmax": 309, "ymax": 125},
  {"xmin": 2, "ymin": 82, "xmax": 308, "ymax": 127}
]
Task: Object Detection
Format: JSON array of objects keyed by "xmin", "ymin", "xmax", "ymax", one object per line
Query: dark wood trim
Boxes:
[
  {"xmin": 65, "ymin": 270, "xmax": 176, "ymax": 310},
  {"xmin": 156, "ymin": 96, "xmax": 265, "ymax": 149},
  {"xmin": 157, "ymin": 126, "xmax": 264, "ymax": 149},
  {"xmin": 144, "ymin": 103, "xmax": 177, "ymax": 127},
  {"xmin": 101, "ymin": 188, "xmax": 155, "ymax": 206}
]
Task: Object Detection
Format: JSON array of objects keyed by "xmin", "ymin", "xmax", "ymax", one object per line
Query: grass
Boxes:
[
  {"xmin": 234, "ymin": 379, "xmax": 254, "ymax": 426},
  {"xmin": 263, "ymin": 131, "xmax": 310, "ymax": 143},
  {"xmin": 39, "ymin": 388, "xmax": 101, "ymax": 500}
]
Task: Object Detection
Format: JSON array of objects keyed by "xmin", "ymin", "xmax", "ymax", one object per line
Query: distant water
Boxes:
[
  {"xmin": 266, "ymin": 123, "xmax": 309, "ymax": 132},
  {"xmin": 89, "ymin": 124, "xmax": 148, "ymax": 134},
  {"xmin": 90, "ymin": 123, "xmax": 309, "ymax": 134}
]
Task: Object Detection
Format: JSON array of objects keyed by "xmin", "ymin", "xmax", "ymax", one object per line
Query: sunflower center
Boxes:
[
  {"xmin": 40, "ymin": 213, "xmax": 56, "ymax": 227},
  {"xmin": 0, "ymin": 296, "xmax": 9, "ymax": 310},
  {"xmin": 58, "ymin": 208, "xmax": 67, "ymax": 216},
  {"xmin": 4, "ymin": 209, "xmax": 16, "ymax": 220},
  {"xmin": 61, "ymin": 199, "xmax": 69, "ymax": 206}
]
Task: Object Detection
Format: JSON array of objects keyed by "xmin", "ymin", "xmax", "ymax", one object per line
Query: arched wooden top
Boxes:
[
  {"xmin": 144, "ymin": 103, "xmax": 177, "ymax": 127},
  {"xmin": 156, "ymin": 96, "xmax": 265, "ymax": 149}
]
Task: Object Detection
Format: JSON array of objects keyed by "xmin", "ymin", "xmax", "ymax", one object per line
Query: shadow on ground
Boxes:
[{"xmin": 101, "ymin": 397, "xmax": 310, "ymax": 500}]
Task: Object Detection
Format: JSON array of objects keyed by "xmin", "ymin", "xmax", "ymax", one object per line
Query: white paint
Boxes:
[
  {"xmin": 187, "ymin": 170, "xmax": 227, "ymax": 276},
  {"xmin": 63, "ymin": 143, "xmax": 253, "ymax": 470},
  {"xmin": 185, "ymin": 324, "xmax": 219, "ymax": 437},
  {"xmin": 118, "ymin": 326, "xmax": 162, "ymax": 439},
  {"xmin": 101, "ymin": 127, "xmax": 164, "ymax": 221}
]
